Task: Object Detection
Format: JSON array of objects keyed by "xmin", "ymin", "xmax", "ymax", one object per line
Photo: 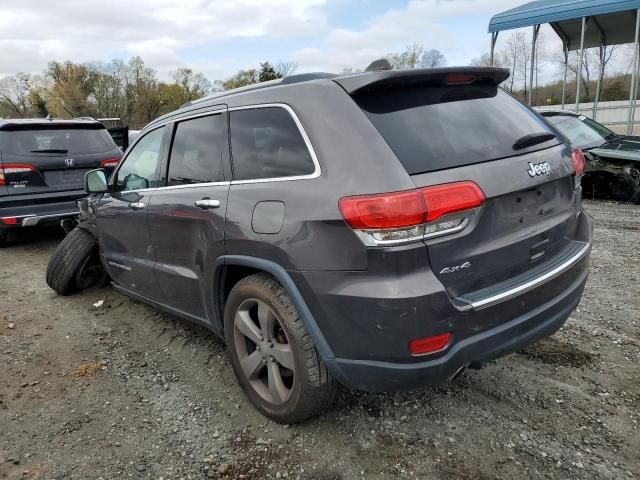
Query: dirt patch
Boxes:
[
  {"xmin": 518, "ymin": 336, "xmax": 595, "ymax": 368},
  {"xmin": 1, "ymin": 200, "xmax": 639, "ymax": 480},
  {"xmin": 73, "ymin": 361, "xmax": 107, "ymax": 378}
]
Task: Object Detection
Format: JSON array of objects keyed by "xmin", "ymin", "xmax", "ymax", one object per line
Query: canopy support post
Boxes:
[
  {"xmin": 628, "ymin": 9, "xmax": 640, "ymax": 135},
  {"xmin": 528, "ymin": 24, "xmax": 540, "ymax": 106},
  {"xmin": 561, "ymin": 44, "xmax": 568, "ymax": 110},
  {"xmin": 490, "ymin": 32, "xmax": 499, "ymax": 66},
  {"xmin": 593, "ymin": 45, "xmax": 603, "ymax": 119},
  {"xmin": 575, "ymin": 16, "xmax": 587, "ymax": 113}
]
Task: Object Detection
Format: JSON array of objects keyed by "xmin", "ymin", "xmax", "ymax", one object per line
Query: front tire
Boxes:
[
  {"xmin": 224, "ymin": 273, "xmax": 339, "ymax": 423},
  {"xmin": 46, "ymin": 227, "xmax": 105, "ymax": 295}
]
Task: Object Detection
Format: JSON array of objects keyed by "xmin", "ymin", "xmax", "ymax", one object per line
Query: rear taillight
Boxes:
[
  {"xmin": 0, "ymin": 217, "xmax": 18, "ymax": 225},
  {"xmin": 571, "ymin": 149, "xmax": 585, "ymax": 176},
  {"xmin": 100, "ymin": 158, "xmax": 121, "ymax": 168},
  {"xmin": 339, "ymin": 181, "xmax": 485, "ymax": 246},
  {"xmin": 0, "ymin": 164, "xmax": 35, "ymax": 186},
  {"xmin": 409, "ymin": 333, "xmax": 452, "ymax": 356},
  {"xmin": 338, "ymin": 190, "xmax": 425, "ymax": 230},
  {"xmin": 421, "ymin": 182, "xmax": 485, "ymax": 222}
]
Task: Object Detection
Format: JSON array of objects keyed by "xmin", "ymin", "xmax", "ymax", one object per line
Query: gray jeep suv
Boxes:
[{"xmin": 46, "ymin": 66, "xmax": 593, "ymax": 423}]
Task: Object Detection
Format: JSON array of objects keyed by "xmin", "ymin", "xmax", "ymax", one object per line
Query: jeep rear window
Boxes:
[
  {"xmin": 353, "ymin": 84, "xmax": 559, "ymax": 174},
  {"xmin": 3, "ymin": 127, "xmax": 116, "ymax": 156}
]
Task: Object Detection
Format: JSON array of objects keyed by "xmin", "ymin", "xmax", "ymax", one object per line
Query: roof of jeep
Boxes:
[
  {"xmin": 144, "ymin": 66, "xmax": 510, "ymax": 131},
  {"xmin": 0, "ymin": 118, "xmax": 105, "ymax": 131}
]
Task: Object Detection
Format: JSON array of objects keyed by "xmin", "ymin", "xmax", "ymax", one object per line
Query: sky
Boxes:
[{"xmin": 0, "ymin": 0, "xmax": 558, "ymax": 81}]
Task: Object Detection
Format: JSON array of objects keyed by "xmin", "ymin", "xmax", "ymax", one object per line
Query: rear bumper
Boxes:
[
  {"xmin": 0, "ymin": 199, "xmax": 80, "ymax": 231},
  {"xmin": 290, "ymin": 209, "xmax": 593, "ymax": 392},
  {"xmin": 332, "ymin": 266, "xmax": 587, "ymax": 391}
]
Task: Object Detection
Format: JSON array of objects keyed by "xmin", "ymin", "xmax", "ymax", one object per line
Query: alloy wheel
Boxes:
[{"xmin": 233, "ymin": 298, "xmax": 295, "ymax": 405}]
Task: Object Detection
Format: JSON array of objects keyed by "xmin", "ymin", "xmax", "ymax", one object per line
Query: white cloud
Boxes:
[
  {"xmin": 0, "ymin": 0, "xmax": 327, "ymax": 77},
  {"xmin": 292, "ymin": 0, "xmax": 526, "ymax": 72},
  {"xmin": 1, "ymin": 0, "xmax": 567, "ymax": 83}
]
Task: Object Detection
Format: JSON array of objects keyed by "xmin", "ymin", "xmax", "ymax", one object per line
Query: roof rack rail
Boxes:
[{"xmin": 181, "ymin": 72, "xmax": 337, "ymax": 109}]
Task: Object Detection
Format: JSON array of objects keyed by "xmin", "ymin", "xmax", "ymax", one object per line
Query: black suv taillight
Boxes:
[{"xmin": 0, "ymin": 164, "xmax": 35, "ymax": 186}]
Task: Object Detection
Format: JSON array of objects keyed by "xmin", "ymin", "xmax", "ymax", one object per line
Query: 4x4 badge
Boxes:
[
  {"xmin": 440, "ymin": 262, "xmax": 471, "ymax": 274},
  {"xmin": 527, "ymin": 161, "xmax": 551, "ymax": 177}
]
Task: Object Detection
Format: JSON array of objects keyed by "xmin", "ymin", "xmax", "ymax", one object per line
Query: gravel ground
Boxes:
[{"xmin": 1, "ymin": 199, "xmax": 638, "ymax": 480}]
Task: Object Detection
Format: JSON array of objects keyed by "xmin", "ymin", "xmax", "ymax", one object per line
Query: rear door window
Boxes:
[
  {"xmin": 230, "ymin": 107, "xmax": 315, "ymax": 180},
  {"xmin": 167, "ymin": 114, "xmax": 226, "ymax": 185},
  {"xmin": 353, "ymin": 84, "xmax": 560, "ymax": 174},
  {"xmin": 4, "ymin": 127, "xmax": 116, "ymax": 155}
]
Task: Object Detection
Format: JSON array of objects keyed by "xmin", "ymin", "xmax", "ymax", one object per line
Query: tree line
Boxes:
[
  {"xmin": 0, "ymin": 44, "xmax": 447, "ymax": 128},
  {"xmin": 8, "ymin": 36, "xmax": 634, "ymax": 129},
  {"xmin": 0, "ymin": 58, "xmax": 295, "ymax": 128}
]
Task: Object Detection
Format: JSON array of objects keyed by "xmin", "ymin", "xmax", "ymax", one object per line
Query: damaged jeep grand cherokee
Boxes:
[{"xmin": 46, "ymin": 64, "xmax": 593, "ymax": 423}]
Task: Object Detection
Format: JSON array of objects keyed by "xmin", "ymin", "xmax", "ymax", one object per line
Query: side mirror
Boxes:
[{"xmin": 84, "ymin": 169, "xmax": 109, "ymax": 194}]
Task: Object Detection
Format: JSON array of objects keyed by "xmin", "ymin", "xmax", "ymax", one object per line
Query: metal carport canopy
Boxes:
[
  {"xmin": 488, "ymin": 0, "xmax": 640, "ymax": 134},
  {"xmin": 489, "ymin": 0, "xmax": 640, "ymax": 49}
]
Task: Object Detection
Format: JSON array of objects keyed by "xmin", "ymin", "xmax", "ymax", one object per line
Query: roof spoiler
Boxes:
[{"xmin": 334, "ymin": 67, "xmax": 510, "ymax": 95}]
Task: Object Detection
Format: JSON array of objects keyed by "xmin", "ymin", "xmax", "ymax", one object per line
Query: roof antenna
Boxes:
[
  {"xmin": 365, "ymin": 58, "xmax": 392, "ymax": 72},
  {"xmin": 45, "ymin": 114, "xmax": 52, "ymax": 120}
]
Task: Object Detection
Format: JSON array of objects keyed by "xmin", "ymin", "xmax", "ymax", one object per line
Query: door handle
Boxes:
[
  {"xmin": 128, "ymin": 202, "xmax": 145, "ymax": 210},
  {"xmin": 194, "ymin": 199, "xmax": 221, "ymax": 210}
]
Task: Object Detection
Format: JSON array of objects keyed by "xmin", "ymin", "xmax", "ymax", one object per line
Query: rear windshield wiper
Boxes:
[
  {"xmin": 30, "ymin": 149, "xmax": 69, "ymax": 154},
  {"xmin": 512, "ymin": 133, "xmax": 556, "ymax": 151}
]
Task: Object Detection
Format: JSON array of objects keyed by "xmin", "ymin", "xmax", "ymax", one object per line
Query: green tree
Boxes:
[
  {"xmin": 47, "ymin": 61, "xmax": 96, "ymax": 117},
  {"xmin": 125, "ymin": 56, "xmax": 162, "ymax": 126},
  {"xmin": 222, "ymin": 69, "xmax": 258, "ymax": 90},
  {"xmin": 258, "ymin": 61, "xmax": 280, "ymax": 82},
  {"xmin": 89, "ymin": 60, "xmax": 129, "ymax": 120},
  {"xmin": 172, "ymin": 68, "xmax": 211, "ymax": 103},
  {"xmin": 601, "ymin": 79, "xmax": 626, "ymax": 101}
]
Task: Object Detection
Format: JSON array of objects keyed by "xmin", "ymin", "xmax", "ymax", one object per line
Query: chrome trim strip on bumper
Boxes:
[
  {"xmin": 466, "ymin": 242, "xmax": 591, "ymax": 309},
  {"xmin": 19, "ymin": 212, "xmax": 79, "ymax": 227}
]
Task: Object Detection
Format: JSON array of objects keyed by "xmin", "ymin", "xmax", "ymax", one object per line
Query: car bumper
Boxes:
[
  {"xmin": 290, "ymin": 210, "xmax": 593, "ymax": 392},
  {"xmin": 0, "ymin": 200, "xmax": 80, "ymax": 231},
  {"xmin": 331, "ymin": 266, "xmax": 587, "ymax": 391}
]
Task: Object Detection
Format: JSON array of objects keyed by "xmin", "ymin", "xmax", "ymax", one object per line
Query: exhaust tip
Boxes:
[{"xmin": 448, "ymin": 366, "xmax": 466, "ymax": 382}]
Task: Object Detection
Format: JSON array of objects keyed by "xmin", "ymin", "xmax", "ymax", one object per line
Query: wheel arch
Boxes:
[{"xmin": 213, "ymin": 255, "xmax": 344, "ymax": 381}]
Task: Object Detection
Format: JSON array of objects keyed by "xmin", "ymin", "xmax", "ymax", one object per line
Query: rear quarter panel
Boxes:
[{"xmin": 223, "ymin": 82, "xmax": 418, "ymax": 271}]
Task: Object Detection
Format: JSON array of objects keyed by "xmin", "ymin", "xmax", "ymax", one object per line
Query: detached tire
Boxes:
[
  {"xmin": 46, "ymin": 227, "xmax": 104, "ymax": 295},
  {"xmin": 224, "ymin": 273, "xmax": 339, "ymax": 424}
]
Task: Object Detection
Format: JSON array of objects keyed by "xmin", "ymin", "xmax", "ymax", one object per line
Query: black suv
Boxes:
[
  {"xmin": 0, "ymin": 119, "xmax": 122, "ymax": 246},
  {"xmin": 46, "ymin": 66, "xmax": 593, "ymax": 423}
]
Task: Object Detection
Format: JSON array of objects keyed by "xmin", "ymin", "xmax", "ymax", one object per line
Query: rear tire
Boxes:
[
  {"xmin": 224, "ymin": 273, "xmax": 339, "ymax": 424},
  {"xmin": 46, "ymin": 227, "xmax": 105, "ymax": 295}
]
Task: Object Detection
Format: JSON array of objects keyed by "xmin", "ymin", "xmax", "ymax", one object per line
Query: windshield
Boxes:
[
  {"xmin": 3, "ymin": 127, "xmax": 117, "ymax": 155},
  {"xmin": 544, "ymin": 114, "xmax": 616, "ymax": 149},
  {"xmin": 353, "ymin": 84, "xmax": 559, "ymax": 174}
]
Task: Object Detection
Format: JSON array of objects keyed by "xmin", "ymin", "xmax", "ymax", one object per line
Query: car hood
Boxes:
[{"xmin": 588, "ymin": 136, "xmax": 640, "ymax": 162}]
